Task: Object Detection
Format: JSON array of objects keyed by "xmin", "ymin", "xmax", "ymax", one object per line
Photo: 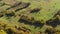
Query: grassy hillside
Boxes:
[{"xmin": 0, "ymin": 0, "xmax": 60, "ymax": 34}]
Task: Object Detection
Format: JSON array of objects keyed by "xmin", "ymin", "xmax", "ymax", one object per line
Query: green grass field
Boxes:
[{"xmin": 0, "ymin": 0, "xmax": 60, "ymax": 34}]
